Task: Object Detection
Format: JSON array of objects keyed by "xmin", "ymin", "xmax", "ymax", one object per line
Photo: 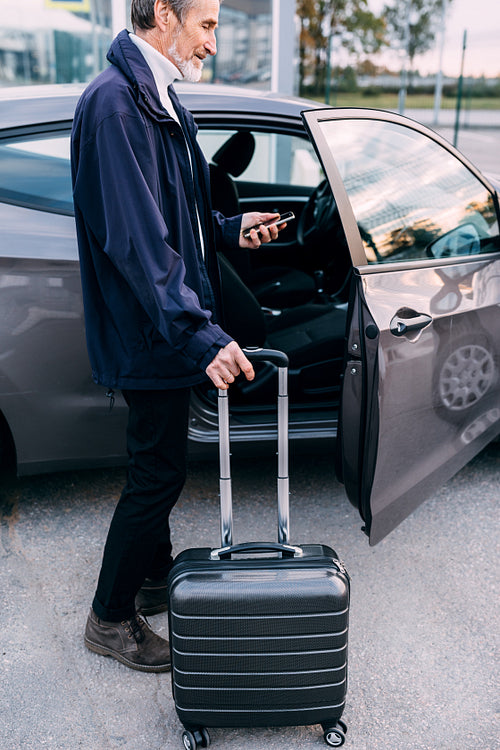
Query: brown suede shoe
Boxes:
[
  {"xmin": 135, "ymin": 577, "xmax": 169, "ymax": 616},
  {"xmin": 84, "ymin": 609, "xmax": 171, "ymax": 672}
]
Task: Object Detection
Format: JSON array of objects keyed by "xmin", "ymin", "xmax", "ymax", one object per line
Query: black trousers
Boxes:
[{"xmin": 92, "ymin": 387, "xmax": 191, "ymax": 622}]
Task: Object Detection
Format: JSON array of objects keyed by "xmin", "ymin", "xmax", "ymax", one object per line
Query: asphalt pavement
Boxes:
[{"xmin": 1, "ymin": 439, "xmax": 499, "ymax": 750}]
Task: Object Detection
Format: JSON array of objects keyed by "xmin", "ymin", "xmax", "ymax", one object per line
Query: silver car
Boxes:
[{"xmin": 1, "ymin": 83, "xmax": 499, "ymax": 545}]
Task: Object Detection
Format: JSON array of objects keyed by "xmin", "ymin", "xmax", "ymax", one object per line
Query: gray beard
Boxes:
[{"xmin": 167, "ymin": 40, "xmax": 203, "ymax": 83}]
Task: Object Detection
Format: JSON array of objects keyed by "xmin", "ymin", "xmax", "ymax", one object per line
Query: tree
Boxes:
[
  {"xmin": 297, "ymin": 0, "xmax": 385, "ymax": 96},
  {"xmin": 383, "ymin": 0, "xmax": 454, "ymax": 75}
]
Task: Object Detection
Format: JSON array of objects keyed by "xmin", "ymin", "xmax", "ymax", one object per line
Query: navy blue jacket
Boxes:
[{"xmin": 71, "ymin": 30, "xmax": 238, "ymax": 389}]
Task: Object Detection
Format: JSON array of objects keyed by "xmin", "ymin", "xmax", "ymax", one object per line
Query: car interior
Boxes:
[{"xmin": 197, "ymin": 126, "xmax": 353, "ymax": 417}]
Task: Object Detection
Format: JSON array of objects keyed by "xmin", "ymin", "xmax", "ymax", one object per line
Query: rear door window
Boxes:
[
  {"xmin": 0, "ymin": 133, "xmax": 73, "ymax": 214},
  {"xmin": 197, "ymin": 129, "xmax": 323, "ymax": 187}
]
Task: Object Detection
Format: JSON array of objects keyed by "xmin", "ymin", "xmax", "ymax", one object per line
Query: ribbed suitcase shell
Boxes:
[{"xmin": 168, "ymin": 543, "xmax": 349, "ymax": 730}]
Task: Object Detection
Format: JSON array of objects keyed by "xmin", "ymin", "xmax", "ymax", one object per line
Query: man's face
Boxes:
[{"xmin": 166, "ymin": 0, "xmax": 219, "ymax": 82}]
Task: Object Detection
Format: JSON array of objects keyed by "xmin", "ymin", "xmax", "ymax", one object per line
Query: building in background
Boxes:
[
  {"xmin": 210, "ymin": 0, "xmax": 272, "ymax": 86},
  {"xmin": 0, "ymin": 0, "xmax": 293, "ymax": 90},
  {"xmin": 0, "ymin": 0, "xmax": 109, "ymax": 84}
]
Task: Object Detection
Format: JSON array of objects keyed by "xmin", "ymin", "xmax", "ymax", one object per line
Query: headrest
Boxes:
[{"xmin": 211, "ymin": 131, "xmax": 255, "ymax": 178}]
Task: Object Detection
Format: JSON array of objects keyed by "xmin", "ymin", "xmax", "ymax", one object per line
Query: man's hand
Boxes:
[
  {"xmin": 206, "ymin": 341, "xmax": 255, "ymax": 390},
  {"xmin": 239, "ymin": 212, "xmax": 284, "ymax": 249}
]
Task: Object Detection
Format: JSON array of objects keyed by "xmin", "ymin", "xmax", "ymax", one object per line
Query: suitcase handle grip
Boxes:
[
  {"xmin": 242, "ymin": 347, "xmax": 289, "ymax": 368},
  {"xmin": 210, "ymin": 541, "xmax": 303, "ymax": 560}
]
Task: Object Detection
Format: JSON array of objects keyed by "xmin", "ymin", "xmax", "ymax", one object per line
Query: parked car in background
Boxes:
[{"xmin": 1, "ymin": 83, "xmax": 499, "ymax": 544}]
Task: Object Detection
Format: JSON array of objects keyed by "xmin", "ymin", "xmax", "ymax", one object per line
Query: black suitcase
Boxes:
[{"xmin": 167, "ymin": 349, "xmax": 350, "ymax": 749}]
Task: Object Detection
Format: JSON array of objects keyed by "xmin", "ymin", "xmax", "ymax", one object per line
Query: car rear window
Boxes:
[{"xmin": 0, "ymin": 134, "xmax": 73, "ymax": 214}]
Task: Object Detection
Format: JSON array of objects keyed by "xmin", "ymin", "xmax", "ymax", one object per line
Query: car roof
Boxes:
[{"xmin": 0, "ymin": 82, "xmax": 320, "ymax": 131}]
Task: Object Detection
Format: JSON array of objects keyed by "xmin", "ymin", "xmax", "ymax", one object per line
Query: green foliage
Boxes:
[
  {"xmin": 443, "ymin": 78, "xmax": 500, "ymax": 98},
  {"xmin": 297, "ymin": 0, "xmax": 385, "ymax": 96},
  {"xmin": 362, "ymin": 85, "xmax": 384, "ymax": 97},
  {"xmin": 338, "ymin": 66, "xmax": 359, "ymax": 92},
  {"xmin": 382, "ymin": 0, "xmax": 453, "ymax": 66},
  {"xmin": 307, "ymin": 91, "xmax": 500, "ymax": 110}
]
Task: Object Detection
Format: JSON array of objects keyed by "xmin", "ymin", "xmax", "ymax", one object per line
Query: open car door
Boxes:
[{"xmin": 303, "ymin": 109, "xmax": 500, "ymax": 544}]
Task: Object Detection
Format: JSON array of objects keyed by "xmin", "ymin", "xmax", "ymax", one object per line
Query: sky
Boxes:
[{"xmin": 366, "ymin": 0, "xmax": 500, "ymax": 78}]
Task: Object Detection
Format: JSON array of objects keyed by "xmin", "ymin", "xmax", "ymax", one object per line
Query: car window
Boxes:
[
  {"xmin": 0, "ymin": 133, "xmax": 73, "ymax": 214},
  {"xmin": 197, "ymin": 129, "xmax": 323, "ymax": 187},
  {"xmin": 317, "ymin": 118, "xmax": 500, "ymax": 264}
]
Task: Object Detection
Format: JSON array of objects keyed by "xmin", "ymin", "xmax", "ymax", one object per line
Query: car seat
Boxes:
[
  {"xmin": 209, "ymin": 131, "xmax": 316, "ymax": 309},
  {"xmin": 217, "ymin": 253, "xmax": 347, "ymax": 403}
]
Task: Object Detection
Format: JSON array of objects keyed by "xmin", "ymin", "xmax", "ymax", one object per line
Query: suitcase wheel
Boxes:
[
  {"xmin": 182, "ymin": 728, "xmax": 210, "ymax": 750},
  {"xmin": 322, "ymin": 720, "xmax": 347, "ymax": 747}
]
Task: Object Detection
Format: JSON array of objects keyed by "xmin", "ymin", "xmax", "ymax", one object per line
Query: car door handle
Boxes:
[{"xmin": 390, "ymin": 309, "xmax": 433, "ymax": 336}]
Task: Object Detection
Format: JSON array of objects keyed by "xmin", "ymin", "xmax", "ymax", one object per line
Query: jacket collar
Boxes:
[
  {"xmin": 107, "ymin": 29, "xmax": 174, "ymax": 122},
  {"xmin": 130, "ymin": 33, "xmax": 182, "ymax": 90}
]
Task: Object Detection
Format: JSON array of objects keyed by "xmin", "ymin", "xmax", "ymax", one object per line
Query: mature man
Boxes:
[{"xmin": 71, "ymin": 0, "xmax": 281, "ymax": 672}]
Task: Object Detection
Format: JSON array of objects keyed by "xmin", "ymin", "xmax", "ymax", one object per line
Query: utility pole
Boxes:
[
  {"xmin": 325, "ymin": 21, "xmax": 333, "ymax": 104},
  {"xmin": 271, "ymin": 0, "xmax": 296, "ymax": 94},
  {"xmin": 398, "ymin": 0, "xmax": 412, "ymax": 114},
  {"xmin": 90, "ymin": 0, "xmax": 99, "ymax": 77},
  {"xmin": 111, "ymin": 0, "xmax": 128, "ymax": 36},
  {"xmin": 453, "ymin": 29, "xmax": 467, "ymax": 147},
  {"xmin": 432, "ymin": 0, "xmax": 447, "ymax": 127}
]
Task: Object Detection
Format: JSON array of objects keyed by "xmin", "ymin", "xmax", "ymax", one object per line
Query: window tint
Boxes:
[
  {"xmin": 197, "ymin": 129, "xmax": 323, "ymax": 187},
  {"xmin": 0, "ymin": 134, "xmax": 73, "ymax": 214},
  {"xmin": 318, "ymin": 118, "xmax": 500, "ymax": 264}
]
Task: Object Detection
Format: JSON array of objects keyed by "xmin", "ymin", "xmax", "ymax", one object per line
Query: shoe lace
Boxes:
[{"xmin": 125, "ymin": 614, "xmax": 147, "ymax": 644}]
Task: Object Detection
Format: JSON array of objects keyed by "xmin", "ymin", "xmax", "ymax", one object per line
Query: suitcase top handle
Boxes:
[
  {"xmin": 210, "ymin": 541, "xmax": 303, "ymax": 560},
  {"xmin": 218, "ymin": 348, "xmax": 289, "ymax": 549}
]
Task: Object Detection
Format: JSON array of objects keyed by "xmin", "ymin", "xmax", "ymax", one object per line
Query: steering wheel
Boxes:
[{"xmin": 297, "ymin": 179, "xmax": 338, "ymax": 246}]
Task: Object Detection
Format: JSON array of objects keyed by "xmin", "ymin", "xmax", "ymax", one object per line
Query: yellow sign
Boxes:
[{"xmin": 45, "ymin": 0, "xmax": 91, "ymax": 11}]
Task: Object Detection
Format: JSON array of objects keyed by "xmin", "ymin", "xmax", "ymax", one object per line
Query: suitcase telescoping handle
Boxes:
[
  {"xmin": 217, "ymin": 347, "xmax": 290, "ymax": 550},
  {"xmin": 210, "ymin": 541, "xmax": 303, "ymax": 561}
]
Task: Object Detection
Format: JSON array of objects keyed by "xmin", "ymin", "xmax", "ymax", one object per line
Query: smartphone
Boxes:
[{"xmin": 241, "ymin": 211, "xmax": 295, "ymax": 240}]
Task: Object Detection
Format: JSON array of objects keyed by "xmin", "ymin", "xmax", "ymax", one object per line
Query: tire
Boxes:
[
  {"xmin": 324, "ymin": 726, "xmax": 346, "ymax": 747},
  {"xmin": 337, "ymin": 719, "xmax": 347, "ymax": 734},
  {"xmin": 182, "ymin": 730, "xmax": 197, "ymax": 750}
]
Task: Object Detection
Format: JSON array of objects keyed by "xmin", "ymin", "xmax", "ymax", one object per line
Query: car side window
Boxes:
[
  {"xmin": 318, "ymin": 118, "xmax": 500, "ymax": 264},
  {"xmin": 197, "ymin": 129, "xmax": 323, "ymax": 187},
  {"xmin": 0, "ymin": 133, "xmax": 73, "ymax": 214}
]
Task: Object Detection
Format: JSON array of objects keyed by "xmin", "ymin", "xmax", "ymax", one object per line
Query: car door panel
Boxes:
[
  {"xmin": 338, "ymin": 274, "xmax": 379, "ymax": 535},
  {"xmin": 236, "ymin": 183, "xmax": 310, "ymax": 270},
  {"xmin": 236, "ymin": 182, "xmax": 309, "ymax": 235},
  {"xmin": 359, "ymin": 257, "xmax": 500, "ymax": 544},
  {"xmin": 303, "ymin": 108, "xmax": 500, "ymax": 543},
  {"xmin": 0, "ymin": 133, "xmax": 129, "ymax": 474}
]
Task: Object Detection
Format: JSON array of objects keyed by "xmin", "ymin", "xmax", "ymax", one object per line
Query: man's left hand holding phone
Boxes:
[{"xmin": 239, "ymin": 212, "xmax": 289, "ymax": 248}]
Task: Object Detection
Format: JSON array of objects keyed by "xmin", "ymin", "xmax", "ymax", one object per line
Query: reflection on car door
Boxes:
[{"xmin": 303, "ymin": 109, "xmax": 500, "ymax": 544}]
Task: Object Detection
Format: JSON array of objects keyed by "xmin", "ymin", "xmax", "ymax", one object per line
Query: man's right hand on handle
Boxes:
[{"xmin": 206, "ymin": 341, "xmax": 255, "ymax": 390}]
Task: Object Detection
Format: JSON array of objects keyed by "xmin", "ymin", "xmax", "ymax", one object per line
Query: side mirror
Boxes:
[{"xmin": 426, "ymin": 224, "xmax": 480, "ymax": 259}]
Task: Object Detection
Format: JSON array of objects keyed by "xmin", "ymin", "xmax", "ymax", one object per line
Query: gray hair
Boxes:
[{"xmin": 131, "ymin": 0, "xmax": 198, "ymax": 31}]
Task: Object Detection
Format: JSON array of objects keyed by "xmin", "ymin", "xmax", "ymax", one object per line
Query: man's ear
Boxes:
[{"xmin": 154, "ymin": 0, "xmax": 171, "ymax": 31}]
